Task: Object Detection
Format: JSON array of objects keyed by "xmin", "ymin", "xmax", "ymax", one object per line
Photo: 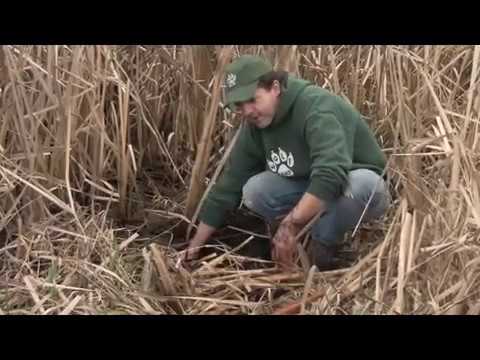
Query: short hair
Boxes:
[{"xmin": 257, "ymin": 70, "xmax": 289, "ymax": 91}]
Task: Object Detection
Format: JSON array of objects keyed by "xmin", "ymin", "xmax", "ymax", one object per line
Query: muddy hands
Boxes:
[{"xmin": 271, "ymin": 218, "xmax": 302, "ymax": 270}]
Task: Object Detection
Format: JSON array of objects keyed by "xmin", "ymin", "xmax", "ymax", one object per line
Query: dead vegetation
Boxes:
[{"xmin": 0, "ymin": 45, "xmax": 479, "ymax": 315}]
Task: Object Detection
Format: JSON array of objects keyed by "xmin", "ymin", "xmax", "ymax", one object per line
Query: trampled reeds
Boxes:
[{"xmin": 0, "ymin": 45, "xmax": 479, "ymax": 314}]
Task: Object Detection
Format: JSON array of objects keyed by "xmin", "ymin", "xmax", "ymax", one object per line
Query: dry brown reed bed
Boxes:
[{"xmin": 0, "ymin": 45, "xmax": 479, "ymax": 314}]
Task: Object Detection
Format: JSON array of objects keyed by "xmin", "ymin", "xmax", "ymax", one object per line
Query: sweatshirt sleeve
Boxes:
[
  {"xmin": 304, "ymin": 111, "xmax": 351, "ymax": 203},
  {"xmin": 198, "ymin": 123, "xmax": 264, "ymax": 228}
]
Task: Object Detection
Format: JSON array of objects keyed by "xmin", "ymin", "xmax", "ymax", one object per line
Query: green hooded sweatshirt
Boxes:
[{"xmin": 199, "ymin": 76, "xmax": 386, "ymax": 229}]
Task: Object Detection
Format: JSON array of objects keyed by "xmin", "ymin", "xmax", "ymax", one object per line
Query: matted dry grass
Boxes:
[{"xmin": 0, "ymin": 45, "xmax": 479, "ymax": 315}]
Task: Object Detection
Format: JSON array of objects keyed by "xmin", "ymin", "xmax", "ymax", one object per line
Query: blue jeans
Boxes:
[{"xmin": 242, "ymin": 169, "xmax": 390, "ymax": 248}]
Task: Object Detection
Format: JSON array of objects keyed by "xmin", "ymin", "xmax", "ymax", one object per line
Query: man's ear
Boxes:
[{"xmin": 273, "ymin": 80, "xmax": 282, "ymax": 96}]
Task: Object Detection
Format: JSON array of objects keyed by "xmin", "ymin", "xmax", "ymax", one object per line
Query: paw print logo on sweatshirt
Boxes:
[{"xmin": 267, "ymin": 147, "xmax": 295, "ymax": 177}]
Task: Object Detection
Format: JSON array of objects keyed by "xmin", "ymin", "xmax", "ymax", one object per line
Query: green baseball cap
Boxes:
[{"xmin": 223, "ymin": 55, "xmax": 273, "ymax": 110}]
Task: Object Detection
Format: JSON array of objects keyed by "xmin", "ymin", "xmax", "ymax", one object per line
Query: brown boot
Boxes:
[{"xmin": 307, "ymin": 241, "xmax": 341, "ymax": 271}]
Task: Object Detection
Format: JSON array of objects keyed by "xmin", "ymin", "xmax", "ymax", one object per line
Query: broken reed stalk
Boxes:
[
  {"xmin": 184, "ymin": 46, "xmax": 233, "ymax": 220},
  {"xmin": 186, "ymin": 125, "xmax": 241, "ymax": 241}
]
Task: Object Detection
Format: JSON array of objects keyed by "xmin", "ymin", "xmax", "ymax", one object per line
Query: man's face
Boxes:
[{"xmin": 235, "ymin": 82, "xmax": 281, "ymax": 129}]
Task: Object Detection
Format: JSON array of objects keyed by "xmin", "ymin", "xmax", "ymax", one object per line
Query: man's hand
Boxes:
[
  {"xmin": 271, "ymin": 193, "xmax": 327, "ymax": 270},
  {"xmin": 178, "ymin": 221, "xmax": 216, "ymax": 268},
  {"xmin": 180, "ymin": 243, "xmax": 201, "ymax": 263},
  {"xmin": 271, "ymin": 215, "xmax": 302, "ymax": 269}
]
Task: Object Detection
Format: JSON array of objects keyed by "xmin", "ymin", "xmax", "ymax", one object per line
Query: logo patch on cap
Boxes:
[{"xmin": 225, "ymin": 73, "xmax": 237, "ymax": 89}]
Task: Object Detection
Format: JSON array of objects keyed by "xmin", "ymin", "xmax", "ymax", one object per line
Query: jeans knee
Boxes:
[
  {"xmin": 347, "ymin": 170, "xmax": 386, "ymax": 201},
  {"xmin": 347, "ymin": 169, "xmax": 390, "ymax": 219},
  {"xmin": 242, "ymin": 173, "xmax": 269, "ymax": 212},
  {"xmin": 242, "ymin": 172, "xmax": 305, "ymax": 220}
]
